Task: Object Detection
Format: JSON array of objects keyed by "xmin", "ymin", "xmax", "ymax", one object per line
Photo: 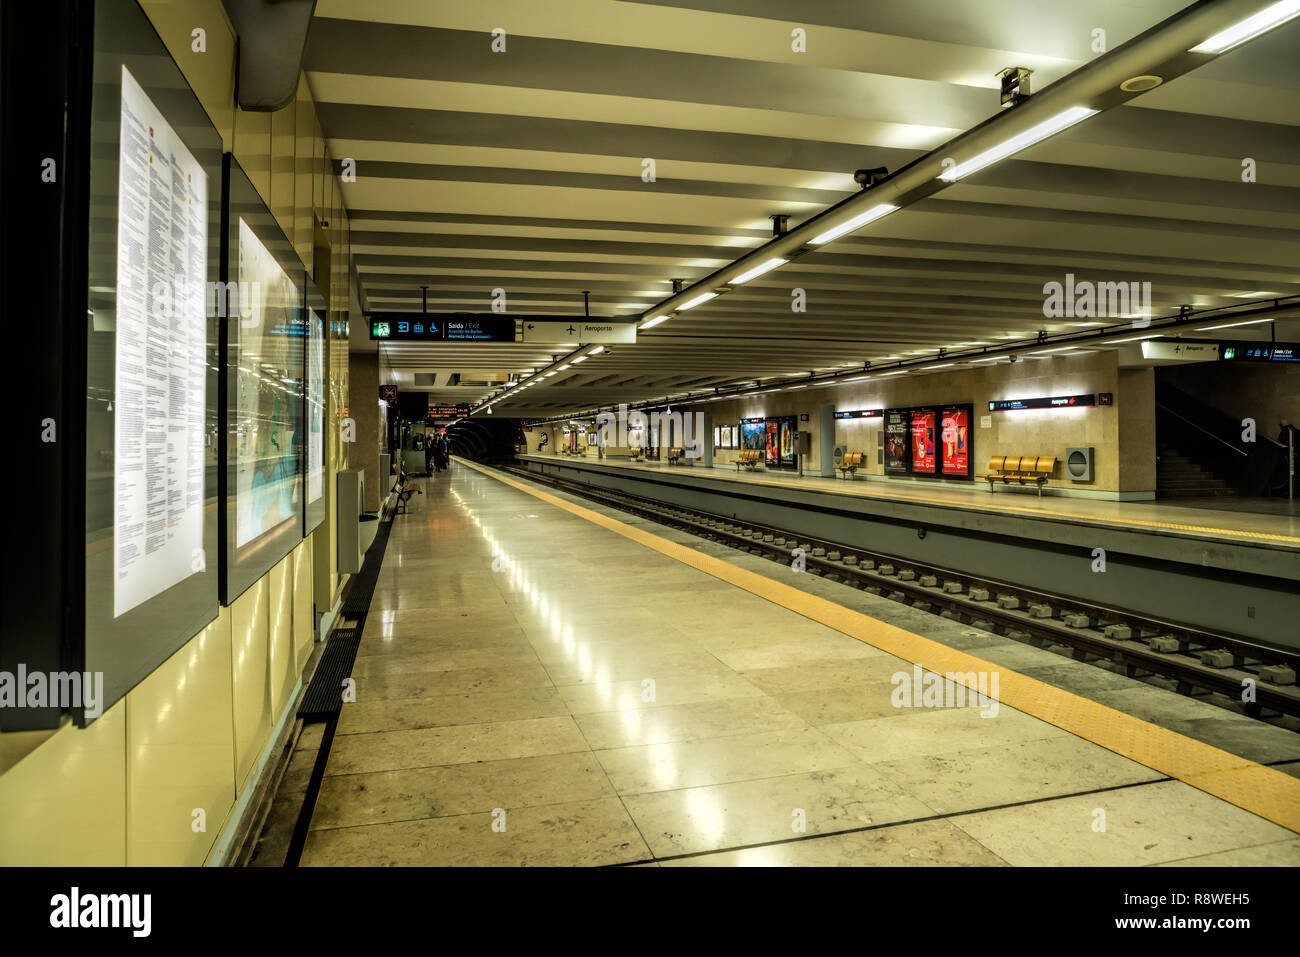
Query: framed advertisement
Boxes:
[
  {"xmin": 884, "ymin": 410, "xmax": 911, "ymax": 474},
  {"xmin": 741, "ymin": 419, "xmax": 765, "ymax": 451},
  {"xmin": 303, "ymin": 281, "xmax": 327, "ymax": 535},
  {"xmin": 911, "ymin": 410, "xmax": 937, "ymax": 474},
  {"xmin": 941, "ymin": 406, "xmax": 973, "ymax": 478}
]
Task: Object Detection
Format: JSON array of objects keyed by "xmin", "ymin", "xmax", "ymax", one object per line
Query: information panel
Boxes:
[
  {"xmin": 1220, "ymin": 342, "xmax": 1300, "ymax": 362},
  {"xmin": 306, "ymin": 307, "xmax": 325, "ymax": 506},
  {"xmin": 235, "ymin": 218, "xmax": 303, "ymax": 547},
  {"xmin": 369, "ymin": 313, "xmax": 515, "ymax": 342},
  {"xmin": 941, "ymin": 407, "xmax": 970, "ymax": 476},
  {"xmin": 112, "ymin": 66, "xmax": 208, "ymax": 617},
  {"xmin": 989, "ymin": 394, "xmax": 1095, "ymax": 412}
]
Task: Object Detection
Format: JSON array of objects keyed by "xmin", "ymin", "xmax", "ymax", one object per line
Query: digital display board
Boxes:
[
  {"xmin": 941, "ymin": 407, "xmax": 970, "ymax": 476},
  {"xmin": 834, "ymin": 409, "xmax": 883, "ymax": 419},
  {"xmin": 1221, "ymin": 342, "xmax": 1300, "ymax": 362},
  {"xmin": 989, "ymin": 394, "xmax": 1096, "ymax": 411},
  {"xmin": 427, "ymin": 405, "xmax": 470, "ymax": 418},
  {"xmin": 369, "ymin": 313, "xmax": 515, "ymax": 342}
]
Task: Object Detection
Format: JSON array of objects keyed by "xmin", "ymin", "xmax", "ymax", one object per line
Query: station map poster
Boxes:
[
  {"xmin": 884, "ymin": 410, "xmax": 911, "ymax": 474},
  {"xmin": 235, "ymin": 218, "xmax": 303, "ymax": 547},
  {"xmin": 112, "ymin": 66, "xmax": 208, "ymax": 617},
  {"xmin": 941, "ymin": 407, "xmax": 970, "ymax": 476}
]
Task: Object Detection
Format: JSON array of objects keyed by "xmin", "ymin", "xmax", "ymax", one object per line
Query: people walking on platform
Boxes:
[{"xmin": 433, "ymin": 432, "xmax": 451, "ymax": 472}]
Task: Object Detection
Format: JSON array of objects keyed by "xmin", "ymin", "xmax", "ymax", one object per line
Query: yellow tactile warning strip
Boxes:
[
  {"xmin": 526, "ymin": 456, "xmax": 1300, "ymax": 546},
  {"xmin": 465, "ymin": 458, "xmax": 1300, "ymax": 834}
]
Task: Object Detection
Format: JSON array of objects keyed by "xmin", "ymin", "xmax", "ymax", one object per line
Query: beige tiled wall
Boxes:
[
  {"xmin": 694, "ymin": 352, "xmax": 1151, "ymax": 495},
  {"xmin": 0, "ymin": 1, "xmax": 356, "ymax": 866}
]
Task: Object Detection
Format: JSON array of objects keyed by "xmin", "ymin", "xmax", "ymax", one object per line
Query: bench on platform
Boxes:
[
  {"xmin": 667, "ymin": 447, "xmax": 685, "ymax": 464},
  {"xmin": 628, "ymin": 446, "xmax": 644, "ymax": 461},
  {"xmin": 394, "ymin": 468, "xmax": 423, "ymax": 514},
  {"xmin": 835, "ymin": 451, "xmax": 865, "ymax": 478},
  {"xmin": 735, "ymin": 449, "xmax": 764, "ymax": 471},
  {"xmin": 974, "ymin": 455, "xmax": 1056, "ymax": 495}
]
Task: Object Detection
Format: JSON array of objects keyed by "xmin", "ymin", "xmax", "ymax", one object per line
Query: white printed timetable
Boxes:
[{"xmin": 112, "ymin": 66, "xmax": 208, "ymax": 617}]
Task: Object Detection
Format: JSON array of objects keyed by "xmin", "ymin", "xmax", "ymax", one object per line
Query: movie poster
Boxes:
[
  {"xmin": 941, "ymin": 407, "xmax": 970, "ymax": 476},
  {"xmin": 884, "ymin": 411, "xmax": 910, "ymax": 474},
  {"xmin": 912, "ymin": 410, "xmax": 936, "ymax": 473},
  {"xmin": 778, "ymin": 418, "xmax": 796, "ymax": 466},
  {"xmin": 765, "ymin": 420, "xmax": 779, "ymax": 466}
]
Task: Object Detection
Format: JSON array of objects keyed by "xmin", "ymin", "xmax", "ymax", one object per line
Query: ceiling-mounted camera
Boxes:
[{"xmin": 853, "ymin": 167, "xmax": 889, "ymax": 190}]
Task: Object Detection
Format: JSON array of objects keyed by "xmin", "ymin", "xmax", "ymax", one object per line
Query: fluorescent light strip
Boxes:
[
  {"xmin": 1103, "ymin": 333, "xmax": 1162, "ymax": 344},
  {"xmin": 809, "ymin": 204, "xmax": 899, "ymax": 246},
  {"xmin": 678, "ymin": 291, "xmax": 718, "ymax": 310},
  {"xmin": 732, "ymin": 257, "xmax": 788, "ymax": 284},
  {"xmin": 940, "ymin": 107, "xmax": 1098, "ymax": 183},
  {"xmin": 588, "ymin": 346, "xmax": 605, "ymax": 355},
  {"xmin": 639, "ymin": 315, "xmax": 668, "ymax": 329},
  {"xmin": 1191, "ymin": 0, "xmax": 1300, "ymax": 53},
  {"xmin": 1197, "ymin": 317, "xmax": 1276, "ymax": 331},
  {"xmin": 570, "ymin": 355, "xmax": 587, "ymax": 363}
]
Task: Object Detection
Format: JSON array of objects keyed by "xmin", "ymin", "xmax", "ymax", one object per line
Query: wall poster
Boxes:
[
  {"xmin": 884, "ymin": 410, "xmax": 911, "ymax": 474},
  {"xmin": 941, "ymin": 407, "xmax": 970, "ymax": 476},
  {"xmin": 911, "ymin": 410, "xmax": 936, "ymax": 474}
]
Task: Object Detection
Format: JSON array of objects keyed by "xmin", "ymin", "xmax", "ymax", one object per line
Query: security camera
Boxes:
[{"xmin": 853, "ymin": 167, "xmax": 889, "ymax": 189}]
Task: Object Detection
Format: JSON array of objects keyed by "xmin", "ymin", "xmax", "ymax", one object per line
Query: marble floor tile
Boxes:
[
  {"xmin": 1153, "ymin": 838, "xmax": 1300, "ymax": 866},
  {"xmin": 325, "ymin": 716, "xmax": 588, "ymax": 775},
  {"xmin": 820, "ymin": 705, "xmax": 1067, "ymax": 765},
  {"xmin": 739, "ymin": 655, "xmax": 913, "ymax": 695},
  {"xmin": 575, "ymin": 695, "xmax": 807, "ymax": 750},
  {"xmin": 310, "ymin": 751, "xmax": 616, "ymax": 829},
  {"xmin": 660, "ymin": 820, "xmax": 1007, "ymax": 867},
  {"xmin": 301, "ymin": 797, "xmax": 650, "ymax": 866},
  {"xmin": 350, "ymin": 663, "xmax": 556, "ymax": 702},
  {"xmin": 555, "ymin": 672, "xmax": 768, "ymax": 715},
  {"xmin": 952, "ymin": 780, "xmax": 1300, "ymax": 866},
  {"xmin": 338, "ymin": 687, "xmax": 570, "ymax": 734},
  {"xmin": 595, "ymin": 727, "xmax": 860, "ymax": 794},
  {"xmin": 349, "ymin": 646, "xmax": 542, "ymax": 677},
  {"xmin": 622, "ymin": 765, "xmax": 936, "ymax": 857}
]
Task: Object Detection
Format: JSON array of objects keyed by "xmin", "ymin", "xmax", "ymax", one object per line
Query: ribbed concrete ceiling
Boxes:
[{"xmin": 306, "ymin": 0, "xmax": 1300, "ymax": 415}]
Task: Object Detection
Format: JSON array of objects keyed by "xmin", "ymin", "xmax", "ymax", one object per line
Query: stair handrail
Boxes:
[{"xmin": 1155, "ymin": 403, "xmax": 1247, "ymax": 458}]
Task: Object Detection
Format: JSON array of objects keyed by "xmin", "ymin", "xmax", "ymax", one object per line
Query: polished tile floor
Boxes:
[{"xmin": 296, "ymin": 464, "xmax": 1300, "ymax": 866}]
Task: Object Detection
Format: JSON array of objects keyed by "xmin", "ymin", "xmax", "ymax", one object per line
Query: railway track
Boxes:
[{"xmin": 501, "ymin": 464, "xmax": 1300, "ymax": 721}]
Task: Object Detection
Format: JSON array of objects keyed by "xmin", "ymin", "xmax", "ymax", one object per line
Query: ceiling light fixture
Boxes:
[
  {"xmin": 1102, "ymin": 333, "xmax": 1163, "ymax": 344},
  {"xmin": 571, "ymin": 355, "xmax": 587, "ymax": 363},
  {"xmin": 588, "ymin": 346, "xmax": 605, "ymax": 355},
  {"xmin": 639, "ymin": 315, "xmax": 668, "ymax": 329},
  {"xmin": 678, "ymin": 291, "xmax": 718, "ymax": 310},
  {"xmin": 1197, "ymin": 317, "xmax": 1276, "ymax": 331},
  {"xmin": 731, "ymin": 257, "xmax": 789, "ymax": 284},
  {"xmin": 808, "ymin": 204, "xmax": 899, "ymax": 246},
  {"xmin": 1190, "ymin": 0, "xmax": 1300, "ymax": 54},
  {"xmin": 939, "ymin": 106, "xmax": 1098, "ymax": 183}
]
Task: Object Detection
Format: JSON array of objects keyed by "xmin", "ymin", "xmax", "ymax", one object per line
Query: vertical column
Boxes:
[
  {"xmin": 700, "ymin": 410, "xmax": 713, "ymax": 467},
  {"xmin": 818, "ymin": 403, "xmax": 836, "ymax": 477}
]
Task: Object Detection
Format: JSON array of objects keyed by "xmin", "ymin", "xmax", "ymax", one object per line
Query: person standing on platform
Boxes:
[
  {"xmin": 434, "ymin": 432, "xmax": 450, "ymax": 472},
  {"xmin": 424, "ymin": 434, "xmax": 436, "ymax": 476}
]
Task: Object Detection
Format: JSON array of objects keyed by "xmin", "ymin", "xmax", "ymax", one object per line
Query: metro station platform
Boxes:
[
  {"xmin": 520, "ymin": 453, "xmax": 1300, "ymax": 553},
  {"xmin": 281, "ymin": 462, "xmax": 1300, "ymax": 866},
  {"xmin": 515, "ymin": 453, "xmax": 1299, "ymax": 648}
]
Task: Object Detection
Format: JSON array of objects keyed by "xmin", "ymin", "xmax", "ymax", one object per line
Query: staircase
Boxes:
[{"xmin": 1156, "ymin": 444, "xmax": 1238, "ymax": 498}]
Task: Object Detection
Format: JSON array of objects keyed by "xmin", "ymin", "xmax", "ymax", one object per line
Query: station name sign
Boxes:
[
  {"xmin": 834, "ymin": 409, "xmax": 883, "ymax": 420},
  {"xmin": 1221, "ymin": 342, "xmax": 1300, "ymax": 362},
  {"xmin": 989, "ymin": 394, "xmax": 1096, "ymax": 412},
  {"xmin": 368, "ymin": 312, "xmax": 516, "ymax": 342}
]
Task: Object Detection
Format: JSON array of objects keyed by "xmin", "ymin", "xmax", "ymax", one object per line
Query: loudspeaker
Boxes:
[{"xmin": 1065, "ymin": 447, "xmax": 1094, "ymax": 482}]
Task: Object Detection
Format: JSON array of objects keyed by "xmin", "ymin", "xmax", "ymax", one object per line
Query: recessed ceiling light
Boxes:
[{"xmin": 1120, "ymin": 75, "xmax": 1163, "ymax": 92}]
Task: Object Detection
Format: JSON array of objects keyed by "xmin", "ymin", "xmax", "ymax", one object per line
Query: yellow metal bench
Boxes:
[
  {"xmin": 835, "ymin": 450, "xmax": 865, "ymax": 478},
  {"xmin": 735, "ymin": 449, "xmax": 763, "ymax": 471},
  {"xmin": 974, "ymin": 455, "xmax": 1057, "ymax": 495}
]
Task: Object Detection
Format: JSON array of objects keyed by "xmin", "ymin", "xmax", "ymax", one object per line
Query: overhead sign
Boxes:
[
  {"xmin": 427, "ymin": 405, "xmax": 469, "ymax": 418},
  {"xmin": 368, "ymin": 312, "xmax": 515, "ymax": 342},
  {"xmin": 834, "ymin": 409, "xmax": 883, "ymax": 420},
  {"xmin": 379, "ymin": 384, "xmax": 398, "ymax": 403},
  {"xmin": 1141, "ymin": 340, "xmax": 1219, "ymax": 361},
  {"xmin": 1221, "ymin": 342, "xmax": 1300, "ymax": 362},
  {"xmin": 989, "ymin": 394, "xmax": 1096, "ymax": 412},
  {"xmin": 521, "ymin": 320, "xmax": 636, "ymax": 344}
]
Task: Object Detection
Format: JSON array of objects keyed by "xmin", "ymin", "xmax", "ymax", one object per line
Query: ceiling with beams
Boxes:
[{"xmin": 305, "ymin": 0, "xmax": 1300, "ymax": 418}]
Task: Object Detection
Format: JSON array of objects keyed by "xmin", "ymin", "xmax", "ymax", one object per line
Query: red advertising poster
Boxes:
[
  {"xmin": 911, "ymin": 410, "xmax": 936, "ymax": 473},
  {"xmin": 941, "ymin": 408, "xmax": 969, "ymax": 475}
]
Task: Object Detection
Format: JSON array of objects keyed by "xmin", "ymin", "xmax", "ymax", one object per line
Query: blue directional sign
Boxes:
[{"xmin": 368, "ymin": 312, "xmax": 516, "ymax": 342}]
